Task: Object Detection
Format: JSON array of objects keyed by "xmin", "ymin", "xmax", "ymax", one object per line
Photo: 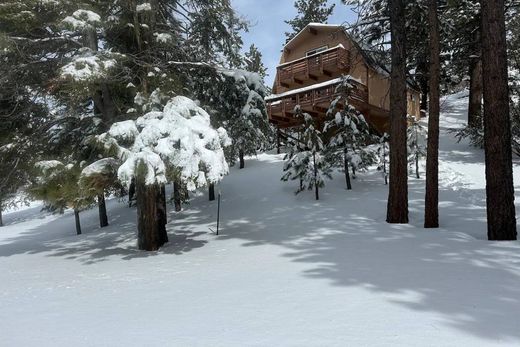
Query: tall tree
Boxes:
[
  {"xmin": 285, "ymin": 0, "xmax": 335, "ymax": 42},
  {"xmin": 386, "ymin": 0, "xmax": 409, "ymax": 224},
  {"xmin": 424, "ymin": 0, "xmax": 441, "ymax": 228},
  {"xmin": 480, "ymin": 0, "xmax": 517, "ymax": 240}
]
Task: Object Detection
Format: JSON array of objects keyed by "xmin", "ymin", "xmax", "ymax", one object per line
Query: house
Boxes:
[{"xmin": 265, "ymin": 23, "xmax": 421, "ymax": 133}]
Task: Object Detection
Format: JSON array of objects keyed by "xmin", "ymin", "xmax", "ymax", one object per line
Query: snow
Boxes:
[
  {"xmin": 136, "ymin": 3, "xmax": 152, "ymax": 12},
  {"xmin": 265, "ymin": 75, "xmax": 364, "ymax": 101},
  {"xmin": 63, "ymin": 10, "xmax": 101, "ymax": 30},
  {"xmin": 2, "ymin": 92, "xmax": 520, "ymax": 346},
  {"xmin": 61, "ymin": 54, "xmax": 117, "ymax": 82},
  {"xmin": 154, "ymin": 33, "xmax": 173, "ymax": 43},
  {"xmin": 81, "ymin": 158, "xmax": 118, "ymax": 178}
]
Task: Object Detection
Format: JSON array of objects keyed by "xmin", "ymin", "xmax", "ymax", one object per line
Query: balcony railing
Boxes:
[
  {"xmin": 276, "ymin": 46, "xmax": 350, "ymax": 87},
  {"xmin": 267, "ymin": 79, "xmax": 368, "ymax": 121}
]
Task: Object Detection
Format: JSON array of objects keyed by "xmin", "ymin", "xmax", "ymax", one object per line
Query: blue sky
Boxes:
[{"xmin": 231, "ymin": 0, "xmax": 357, "ymax": 86}]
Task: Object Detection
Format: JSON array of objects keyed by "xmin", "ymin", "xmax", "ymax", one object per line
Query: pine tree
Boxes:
[
  {"xmin": 424, "ymin": 0, "xmax": 441, "ymax": 229},
  {"xmin": 324, "ymin": 76, "xmax": 374, "ymax": 190},
  {"xmin": 480, "ymin": 0, "xmax": 517, "ymax": 240},
  {"xmin": 407, "ymin": 115, "xmax": 427, "ymax": 179},
  {"xmin": 282, "ymin": 107, "xmax": 332, "ymax": 200},
  {"xmin": 244, "ymin": 44, "xmax": 268, "ymax": 81},
  {"xmin": 285, "ymin": 0, "xmax": 335, "ymax": 42},
  {"xmin": 386, "ymin": 0, "xmax": 409, "ymax": 224}
]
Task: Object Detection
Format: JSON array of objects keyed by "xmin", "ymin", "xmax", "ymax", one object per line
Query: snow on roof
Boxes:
[{"xmin": 265, "ymin": 76, "xmax": 364, "ymax": 102}]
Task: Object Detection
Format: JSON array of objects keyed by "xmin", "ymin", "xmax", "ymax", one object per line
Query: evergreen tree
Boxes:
[
  {"xmin": 386, "ymin": 0, "xmax": 409, "ymax": 224},
  {"xmin": 324, "ymin": 76, "xmax": 374, "ymax": 190},
  {"xmin": 285, "ymin": 0, "xmax": 335, "ymax": 42},
  {"xmin": 480, "ymin": 0, "xmax": 517, "ymax": 240},
  {"xmin": 244, "ymin": 44, "xmax": 268, "ymax": 81},
  {"xmin": 282, "ymin": 106, "xmax": 332, "ymax": 200},
  {"xmin": 407, "ymin": 115, "xmax": 427, "ymax": 179}
]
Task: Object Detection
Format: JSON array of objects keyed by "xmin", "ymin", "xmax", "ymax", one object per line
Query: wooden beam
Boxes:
[{"xmin": 309, "ymin": 27, "xmax": 318, "ymax": 35}]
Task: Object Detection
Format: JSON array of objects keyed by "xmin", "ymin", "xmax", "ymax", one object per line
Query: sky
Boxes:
[{"xmin": 231, "ymin": 0, "xmax": 358, "ymax": 87}]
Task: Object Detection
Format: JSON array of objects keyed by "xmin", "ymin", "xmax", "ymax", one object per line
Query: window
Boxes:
[{"xmin": 306, "ymin": 46, "xmax": 329, "ymax": 57}]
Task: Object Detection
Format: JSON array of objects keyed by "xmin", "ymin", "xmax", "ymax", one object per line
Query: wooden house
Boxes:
[{"xmin": 266, "ymin": 23, "xmax": 421, "ymax": 133}]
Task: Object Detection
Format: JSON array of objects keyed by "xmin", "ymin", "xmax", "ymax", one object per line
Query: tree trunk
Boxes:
[
  {"xmin": 128, "ymin": 178, "xmax": 136, "ymax": 207},
  {"xmin": 209, "ymin": 183, "xmax": 215, "ymax": 201},
  {"xmin": 159, "ymin": 184, "xmax": 167, "ymax": 225},
  {"xmin": 313, "ymin": 152, "xmax": 319, "ymax": 200},
  {"xmin": 0, "ymin": 208, "xmax": 3, "ymax": 227},
  {"xmin": 136, "ymin": 162, "xmax": 168, "ymax": 251},
  {"xmin": 468, "ymin": 25, "xmax": 483, "ymax": 128},
  {"xmin": 480, "ymin": 0, "xmax": 517, "ymax": 240},
  {"xmin": 239, "ymin": 148, "xmax": 245, "ymax": 169},
  {"xmin": 425, "ymin": 0, "xmax": 440, "ymax": 229},
  {"xmin": 344, "ymin": 148, "xmax": 352, "ymax": 190},
  {"xmin": 157, "ymin": 184, "xmax": 168, "ymax": 245},
  {"xmin": 468, "ymin": 58, "xmax": 483, "ymax": 128},
  {"xmin": 74, "ymin": 208, "xmax": 82, "ymax": 235},
  {"xmin": 97, "ymin": 193, "xmax": 109, "ymax": 228},
  {"xmin": 277, "ymin": 128, "xmax": 281, "ymax": 154},
  {"xmin": 386, "ymin": 0, "xmax": 409, "ymax": 224},
  {"xmin": 415, "ymin": 152, "xmax": 420, "ymax": 179},
  {"xmin": 173, "ymin": 180, "xmax": 182, "ymax": 212}
]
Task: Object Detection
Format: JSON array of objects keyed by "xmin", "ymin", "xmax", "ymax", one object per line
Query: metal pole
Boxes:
[{"xmin": 216, "ymin": 192, "xmax": 221, "ymax": 235}]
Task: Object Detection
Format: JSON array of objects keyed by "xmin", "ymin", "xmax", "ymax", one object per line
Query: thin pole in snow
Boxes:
[{"xmin": 216, "ymin": 192, "xmax": 221, "ymax": 235}]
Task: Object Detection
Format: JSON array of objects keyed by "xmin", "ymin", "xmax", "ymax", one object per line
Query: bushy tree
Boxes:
[
  {"xmin": 407, "ymin": 115, "xmax": 427, "ymax": 178},
  {"xmin": 282, "ymin": 107, "xmax": 332, "ymax": 200},
  {"xmin": 323, "ymin": 76, "xmax": 375, "ymax": 190}
]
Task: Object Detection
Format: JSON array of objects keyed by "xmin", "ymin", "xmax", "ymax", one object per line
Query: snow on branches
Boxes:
[{"xmin": 96, "ymin": 96, "xmax": 230, "ymax": 190}]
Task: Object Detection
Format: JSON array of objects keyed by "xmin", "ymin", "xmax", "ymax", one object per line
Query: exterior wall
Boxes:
[{"xmin": 274, "ymin": 26, "xmax": 422, "ymax": 120}]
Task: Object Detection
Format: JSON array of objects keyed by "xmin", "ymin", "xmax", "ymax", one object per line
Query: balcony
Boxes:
[
  {"xmin": 276, "ymin": 46, "xmax": 350, "ymax": 89},
  {"xmin": 266, "ymin": 78, "xmax": 369, "ymax": 128}
]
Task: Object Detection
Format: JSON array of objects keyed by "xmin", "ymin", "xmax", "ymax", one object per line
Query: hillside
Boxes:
[{"xmin": 1, "ymin": 92, "xmax": 520, "ymax": 346}]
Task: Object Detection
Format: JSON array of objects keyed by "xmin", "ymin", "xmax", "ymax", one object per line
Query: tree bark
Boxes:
[
  {"xmin": 74, "ymin": 208, "xmax": 82, "ymax": 235},
  {"xmin": 0, "ymin": 208, "xmax": 3, "ymax": 227},
  {"xmin": 136, "ymin": 162, "xmax": 168, "ymax": 251},
  {"xmin": 480, "ymin": 0, "xmax": 517, "ymax": 240},
  {"xmin": 425, "ymin": 0, "xmax": 440, "ymax": 229},
  {"xmin": 344, "ymin": 148, "xmax": 352, "ymax": 190},
  {"xmin": 159, "ymin": 184, "xmax": 167, "ymax": 225},
  {"xmin": 468, "ymin": 58, "xmax": 483, "ymax": 128},
  {"xmin": 386, "ymin": 0, "xmax": 409, "ymax": 224},
  {"xmin": 98, "ymin": 193, "xmax": 109, "ymax": 228},
  {"xmin": 173, "ymin": 180, "xmax": 182, "ymax": 212},
  {"xmin": 209, "ymin": 183, "xmax": 215, "ymax": 201},
  {"xmin": 239, "ymin": 148, "xmax": 245, "ymax": 169},
  {"xmin": 313, "ymin": 152, "xmax": 319, "ymax": 200}
]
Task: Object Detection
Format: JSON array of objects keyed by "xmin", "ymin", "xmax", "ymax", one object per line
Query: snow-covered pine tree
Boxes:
[
  {"xmin": 282, "ymin": 106, "xmax": 332, "ymax": 200},
  {"xmin": 95, "ymin": 96, "xmax": 230, "ymax": 250},
  {"xmin": 407, "ymin": 115, "xmax": 427, "ymax": 179},
  {"xmin": 323, "ymin": 76, "xmax": 374, "ymax": 190},
  {"xmin": 285, "ymin": 0, "xmax": 335, "ymax": 42}
]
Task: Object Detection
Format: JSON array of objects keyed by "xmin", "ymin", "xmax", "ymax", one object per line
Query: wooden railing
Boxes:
[
  {"xmin": 268, "ymin": 79, "xmax": 368, "ymax": 118},
  {"xmin": 276, "ymin": 47, "xmax": 350, "ymax": 86}
]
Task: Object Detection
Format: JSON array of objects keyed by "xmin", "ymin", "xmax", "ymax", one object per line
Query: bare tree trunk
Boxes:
[
  {"xmin": 425, "ymin": 0, "xmax": 440, "ymax": 229},
  {"xmin": 74, "ymin": 208, "xmax": 82, "ymax": 235},
  {"xmin": 468, "ymin": 58, "xmax": 483, "ymax": 128},
  {"xmin": 173, "ymin": 180, "xmax": 181, "ymax": 212},
  {"xmin": 98, "ymin": 193, "xmax": 109, "ymax": 228},
  {"xmin": 239, "ymin": 148, "xmax": 245, "ymax": 169},
  {"xmin": 480, "ymin": 0, "xmax": 517, "ymax": 240},
  {"xmin": 386, "ymin": 0, "xmax": 409, "ymax": 224},
  {"xmin": 209, "ymin": 183, "xmax": 215, "ymax": 201},
  {"xmin": 0, "ymin": 208, "xmax": 3, "ymax": 227},
  {"xmin": 136, "ymin": 162, "xmax": 168, "ymax": 251},
  {"xmin": 159, "ymin": 184, "xmax": 167, "ymax": 225},
  {"xmin": 128, "ymin": 178, "xmax": 136, "ymax": 207},
  {"xmin": 313, "ymin": 152, "xmax": 319, "ymax": 200},
  {"xmin": 344, "ymin": 148, "xmax": 352, "ymax": 190}
]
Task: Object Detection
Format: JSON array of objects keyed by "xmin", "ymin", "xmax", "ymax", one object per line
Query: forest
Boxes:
[{"xmin": 1, "ymin": 0, "xmax": 520, "ymax": 345}]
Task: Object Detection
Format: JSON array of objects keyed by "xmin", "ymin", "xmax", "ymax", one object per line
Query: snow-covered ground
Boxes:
[{"xmin": 2, "ymin": 92, "xmax": 520, "ymax": 346}]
